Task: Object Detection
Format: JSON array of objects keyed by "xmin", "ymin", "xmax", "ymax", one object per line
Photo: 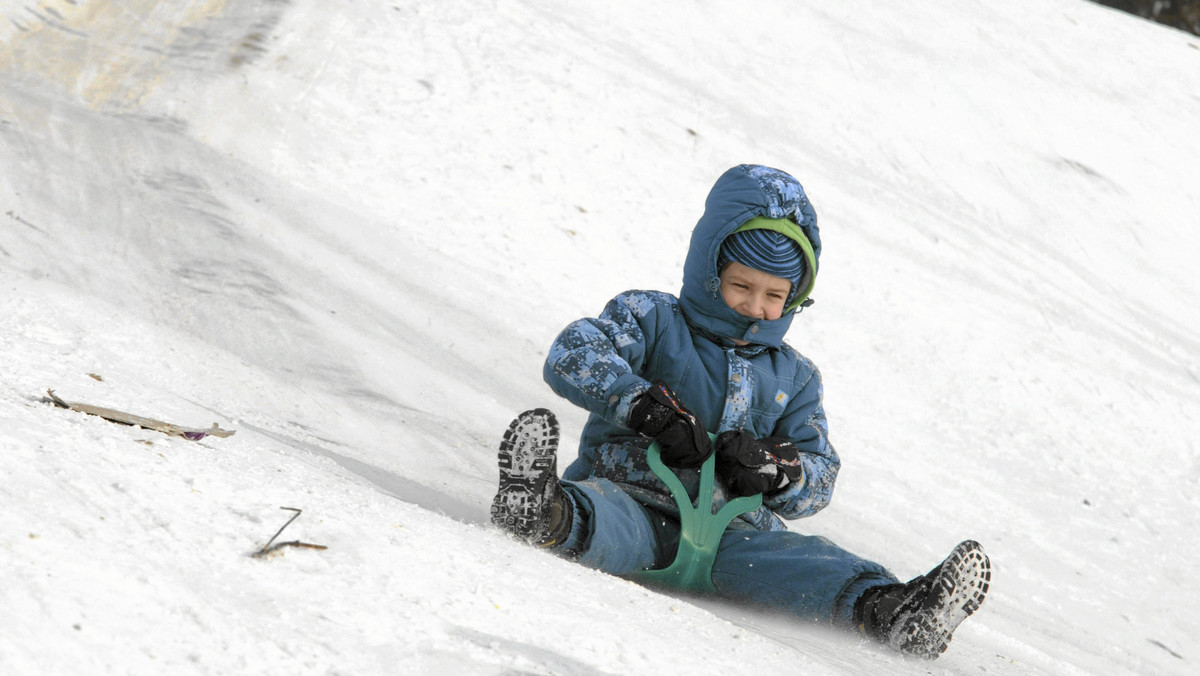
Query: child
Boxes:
[{"xmin": 491, "ymin": 164, "xmax": 990, "ymax": 659}]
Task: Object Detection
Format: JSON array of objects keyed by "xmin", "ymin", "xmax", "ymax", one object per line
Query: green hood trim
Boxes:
[{"xmin": 731, "ymin": 216, "xmax": 818, "ymax": 313}]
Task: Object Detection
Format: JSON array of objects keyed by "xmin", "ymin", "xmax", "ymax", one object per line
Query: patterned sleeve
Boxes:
[
  {"xmin": 543, "ymin": 291, "xmax": 674, "ymax": 427},
  {"xmin": 762, "ymin": 360, "xmax": 840, "ymax": 519}
]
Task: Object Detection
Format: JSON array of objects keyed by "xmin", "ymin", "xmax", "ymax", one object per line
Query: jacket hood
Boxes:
[{"xmin": 678, "ymin": 164, "xmax": 822, "ymax": 348}]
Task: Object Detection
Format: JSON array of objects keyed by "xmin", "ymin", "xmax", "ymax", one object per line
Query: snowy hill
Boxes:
[{"xmin": 2, "ymin": 0, "xmax": 1198, "ymax": 674}]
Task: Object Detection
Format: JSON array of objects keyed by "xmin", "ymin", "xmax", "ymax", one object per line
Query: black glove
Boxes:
[
  {"xmin": 627, "ymin": 380, "xmax": 713, "ymax": 469},
  {"xmin": 714, "ymin": 431, "xmax": 805, "ymax": 497}
]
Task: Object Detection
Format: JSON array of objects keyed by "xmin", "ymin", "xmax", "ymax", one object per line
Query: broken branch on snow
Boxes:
[{"xmin": 45, "ymin": 389, "xmax": 235, "ymax": 440}]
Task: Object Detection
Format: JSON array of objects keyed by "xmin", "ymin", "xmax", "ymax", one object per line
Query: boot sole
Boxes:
[
  {"xmin": 490, "ymin": 408, "xmax": 560, "ymax": 539},
  {"xmin": 891, "ymin": 540, "xmax": 991, "ymax": 658}
]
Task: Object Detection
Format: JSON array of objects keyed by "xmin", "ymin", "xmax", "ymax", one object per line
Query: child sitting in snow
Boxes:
[{"xmin": 490, "ymin": 164, "xmax": 990, "ymax": 659}]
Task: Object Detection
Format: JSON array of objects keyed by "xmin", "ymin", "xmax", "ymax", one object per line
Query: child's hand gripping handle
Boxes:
[{"xmin": 626, "ymin": 380, "xmax": 714, "ymax": 469}]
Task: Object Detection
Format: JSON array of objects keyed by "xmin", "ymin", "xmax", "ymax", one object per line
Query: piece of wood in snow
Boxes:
[{"xmin": 46, "ymin": 389, "xmax": 235, "ymax": 440}]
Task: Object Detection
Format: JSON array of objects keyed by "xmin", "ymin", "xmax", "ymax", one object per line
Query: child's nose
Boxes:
[{"xmin": 746, "ymin": 296, "xmax": 767, "ymax": 319}]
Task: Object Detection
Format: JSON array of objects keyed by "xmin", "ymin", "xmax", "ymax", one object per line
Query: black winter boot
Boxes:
[
  {"xmin": 490, "ymin": 409, "xmax": 573, "ymax": 548},
  {"xmin": 853, "ymin": 540, "xmax": 991, "ymax": 659}
]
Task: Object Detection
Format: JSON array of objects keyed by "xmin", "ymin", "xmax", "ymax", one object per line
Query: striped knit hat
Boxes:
[{"xmin": 718, "ymin": 227, "xmax": 806, "ymax": 298}]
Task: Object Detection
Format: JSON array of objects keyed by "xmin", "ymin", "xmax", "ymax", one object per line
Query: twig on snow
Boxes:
[{"xmin": 252, "ymin": 507, "xmax": 328, "ymax": 559}]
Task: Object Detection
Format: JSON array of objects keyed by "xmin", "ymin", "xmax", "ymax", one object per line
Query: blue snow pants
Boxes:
[{"xmin": 560, "ymin": 479, "xmax": 899, "ymax": 626}]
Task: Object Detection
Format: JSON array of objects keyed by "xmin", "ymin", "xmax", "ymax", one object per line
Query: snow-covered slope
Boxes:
[{"xmin": 2, "ymin": 1, "xmax": 1198, "ymax": 673}]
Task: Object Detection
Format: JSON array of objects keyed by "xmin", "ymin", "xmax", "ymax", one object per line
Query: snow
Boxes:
[{"xmin": 2, "ymin": 0, "xmax": 1198, "ymax": 673}]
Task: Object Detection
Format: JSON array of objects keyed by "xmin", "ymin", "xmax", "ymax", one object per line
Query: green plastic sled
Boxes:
[{"xmin": 631, "ymin": 438, "xmax": 763, "ymax": 594}]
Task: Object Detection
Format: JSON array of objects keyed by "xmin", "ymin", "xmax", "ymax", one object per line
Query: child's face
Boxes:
[{"xmin": 719, "ymin": 261, "xmax": 792, "ymax": 322}]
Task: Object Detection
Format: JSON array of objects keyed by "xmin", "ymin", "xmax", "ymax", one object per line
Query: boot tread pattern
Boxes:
[
  {"xmin": 891, "ymin": 539, "xmax": 991, "ymax": 659},
  {"xmin": 490, "ymin": 409, "xmax": 560, "ymax": 539}
]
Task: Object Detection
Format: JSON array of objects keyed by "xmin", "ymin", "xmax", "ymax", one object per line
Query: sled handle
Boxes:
[{"xmin": 631, "ymin": 435, "xmax": 762, "ymax": 594}]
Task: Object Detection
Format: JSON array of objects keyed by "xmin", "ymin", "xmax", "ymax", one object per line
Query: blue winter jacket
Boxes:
[{"xmin": 544, "ymin": 165, "xmax": 839, "ymax": 531}]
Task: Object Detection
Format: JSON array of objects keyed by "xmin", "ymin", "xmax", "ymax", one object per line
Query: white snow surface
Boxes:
[{"xmin": 2, "ymin": 1, "xmax": 1198, "ymax": 674}]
